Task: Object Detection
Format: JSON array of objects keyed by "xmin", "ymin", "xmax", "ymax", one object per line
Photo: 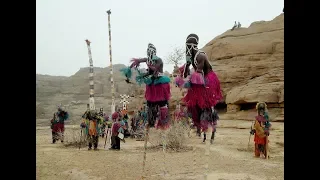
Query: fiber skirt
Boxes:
[
  {"xmin": 183, "ymin": 71, "xmax": 222, "ymax": 108},
  {"xmin": 52, "ymin": 123, "xmax": 65, "ymax": 133},
  {"xmin": 183, "ymin": 71, "xmax": 222, "ymax": 131},
  {"xmin": 145, "ymin": 76, "xmax": 171, "ymax": 102}
]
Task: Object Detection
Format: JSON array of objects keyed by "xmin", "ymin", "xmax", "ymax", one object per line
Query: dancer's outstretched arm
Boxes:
[{"xmin": 130, "ymin": 57, "xmax": 148, "ymax": 68}]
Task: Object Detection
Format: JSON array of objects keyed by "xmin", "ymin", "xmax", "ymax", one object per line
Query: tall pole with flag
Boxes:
[{"xmin": 106, "ymin": 9, "xmax": 115, "ymax": 114}]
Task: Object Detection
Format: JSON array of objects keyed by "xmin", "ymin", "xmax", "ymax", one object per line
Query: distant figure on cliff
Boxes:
[
  {"xmin": 231, "ymin": 21, "xmax": 237, "ymax": 30},
  {"xmin": 237, "ymin": 22, "xmax": 241, "ymax": 28}
]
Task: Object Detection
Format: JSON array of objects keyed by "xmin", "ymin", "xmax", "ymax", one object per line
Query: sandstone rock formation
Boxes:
[
  {"xmin": 202, "ymin": 13, "xmax": 284, "ymax": 121},
  {"xmin": 36, "ymin": 64, "xmax": 144, "ymax": 125}
]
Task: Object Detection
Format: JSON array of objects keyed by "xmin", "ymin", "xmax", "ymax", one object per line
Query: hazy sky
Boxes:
[{"xmin": 36, "ymin": 0, "xmax": 283, "ymax": 76}]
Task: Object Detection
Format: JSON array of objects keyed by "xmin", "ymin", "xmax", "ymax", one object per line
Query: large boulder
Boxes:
[{"xmin": 202, "ymin": 14, "xmax": 284, "ymax": 106}]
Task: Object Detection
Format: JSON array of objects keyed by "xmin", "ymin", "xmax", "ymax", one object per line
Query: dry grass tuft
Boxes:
[
  {"xmin": 146, "ymin": 120, "xmax": 192, "ymax": 152},
  {"xmin": 63, "ymin": 128, "xmax": 87, "ymax": 148}
]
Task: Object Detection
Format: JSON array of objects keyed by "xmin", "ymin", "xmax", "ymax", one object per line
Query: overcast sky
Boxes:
[{"xmin": 36, "ymin": 0, "xmax": 283, "ymax": 76}]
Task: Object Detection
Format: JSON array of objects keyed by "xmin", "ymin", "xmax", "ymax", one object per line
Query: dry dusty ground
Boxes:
[{"xmin": 36, "ymin": 120, "xmax": 284, "ymax": 180}]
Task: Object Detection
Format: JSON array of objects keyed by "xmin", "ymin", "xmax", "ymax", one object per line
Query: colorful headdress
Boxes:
[{"xmin": 256, "ymin": 102, "xmax": 267, "ymax": 111}]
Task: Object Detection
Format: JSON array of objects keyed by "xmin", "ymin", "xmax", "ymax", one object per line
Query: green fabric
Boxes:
[
  {"xmin": 144, "ymin": 75, "xmax": 171, "ymax": 85},
  {"xmin": 120, "ymin": 67, "xmax": 132, "ymax": 79}
]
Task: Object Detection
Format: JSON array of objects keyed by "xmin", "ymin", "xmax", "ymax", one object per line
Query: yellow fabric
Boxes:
[
  {"xmin": 121, "ymin": 110, "xmax": 127, "ymax": 116},
  {"xmin": 89, "ymin": 120, "xmax": 98, "ymax": 136},
  {"xmin": 254, "ymin": 120, "xmax": 266, "ymax": 138}
]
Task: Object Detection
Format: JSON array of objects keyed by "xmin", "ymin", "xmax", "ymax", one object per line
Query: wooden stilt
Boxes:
[
  {"xmin": 204, "ymin": 127, "xmax": 212, "ymax": 180},
  {"xmin": 142, "ymin": 125, "xmax": 149, "ymax": 178}
]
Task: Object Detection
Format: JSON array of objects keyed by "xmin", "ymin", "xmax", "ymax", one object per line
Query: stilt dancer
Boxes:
[
  {"xmin": 175, "ymin": 34, "xmax": 223, "ymax": 179},
  {"xmin": 106, "ymin": 9, "xmax": 115, "ymax": 114},
  {"xmin": 83, "ymin": 40, "xmax": 102, "ymax": 151},
  {"xmin": 85, "ymin": 39, "xmax": 96, "ymax": 111},
  {"xmin": 120, "ymin": 43, "xmax": 171, "ymax": 178}
]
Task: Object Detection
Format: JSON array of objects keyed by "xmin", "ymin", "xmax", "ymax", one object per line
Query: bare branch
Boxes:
[{"xmin": 166, "ymin": 47, "xmax": 185, "ymax": 67}]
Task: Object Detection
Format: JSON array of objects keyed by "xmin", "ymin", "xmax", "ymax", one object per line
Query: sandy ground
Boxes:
[{"xmin": 36, "ymin": 120, "xmax": 284, "ymax": 180}]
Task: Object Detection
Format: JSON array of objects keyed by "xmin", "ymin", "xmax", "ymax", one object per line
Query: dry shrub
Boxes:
[
  {"xmin": 148, "ymin": 121, "xmax": 191, "ymax": 151},
  {"xmin": 166, "ymin": 121, "xmax": 190, "ymax": 150},
  {"xmin": 63, "ymin": 128, "xmax": 87, "ymax": 148}
]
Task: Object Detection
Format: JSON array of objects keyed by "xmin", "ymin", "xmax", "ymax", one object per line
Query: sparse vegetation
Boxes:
[
  {"xmin": 63, "ymin": 128, "xmax": 87, "ymax": 148},
  {"xmin": 165, "ymin": 47, "xmax": 185, "ymax": 68},
  {"xmin": 147, "ymin": 121, "xmax": 192, "ymax": 152}
]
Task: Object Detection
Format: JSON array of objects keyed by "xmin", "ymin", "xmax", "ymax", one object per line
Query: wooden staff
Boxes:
[
  {"xmin": 247, "ymin": 120, "xmax": 255, "ymax": 149},
  {"xmin": 265, "ymin": 135, "xmax": 269, "ymax": 159}
]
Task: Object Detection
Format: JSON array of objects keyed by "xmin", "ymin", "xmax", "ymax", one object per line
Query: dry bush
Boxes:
[
  {"xmin": 166, "ymin": 121, "xmax": 190, "ymax": 150},
  {"xmin": 148, "ymin": 121, "xmax": 191, "ymax": 151},
  {"xmin": 63, "ymin": 128, "xmax": 87, "ymax": 148}
]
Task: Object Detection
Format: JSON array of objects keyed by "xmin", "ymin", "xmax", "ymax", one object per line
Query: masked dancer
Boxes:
[{"xmin": 120, "ymin": 43, "xmax": 171, "ymax": 176}]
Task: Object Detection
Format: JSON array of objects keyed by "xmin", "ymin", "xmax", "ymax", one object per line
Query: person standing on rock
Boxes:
[
  {"xmin": 51, "ymin": 106, "xmax": 69, "ymax": 143},
  {"xmin": 251, "ymin": 102, "xmax": 272, "ymax": 158},
  {"xmin": 175, "ymin": 33, "xmax": 223, "ymax": 141},
  {"xmin": 231, "ymin": 21, "xmax": 237, "ymax": 30},
  {"xmin": 237, "ymin": 21, "xmax": 241, "ymax": 28}
]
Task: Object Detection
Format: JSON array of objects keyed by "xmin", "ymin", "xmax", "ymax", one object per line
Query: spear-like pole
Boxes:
[{"xmin": 106, "ymin": 9, "xmax": 115, "ymax": 114}]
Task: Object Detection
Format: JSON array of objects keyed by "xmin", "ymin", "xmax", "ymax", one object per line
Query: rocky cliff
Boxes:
[
  {"xmin": 202, "ymin": 13, "xmax": 284, "ymax": 121},
  {"xmin": 36, "ymin": 64, "xmax": 145, "ymax": 125}
]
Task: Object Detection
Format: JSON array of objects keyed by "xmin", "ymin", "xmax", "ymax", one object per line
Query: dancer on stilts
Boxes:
[
  {"xmin": 175, "ymin": 34, "xmax": 223, "ymax": 178},
  {"xmin": 120, "ymin": 43, "xmax": 171, "ymax": 178},
  {"xmin": 203, "ymin": 108, "xmax": 219, "ymax": 144}
]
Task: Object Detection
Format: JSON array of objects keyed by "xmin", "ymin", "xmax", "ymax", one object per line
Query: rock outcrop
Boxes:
[
  {"xmin": 36, "ymin": 64, "xmax": 144, "ymax": 125},
  {"xmin": 202, "ymin": 13, "xmax": 284, "ymax": 121}
]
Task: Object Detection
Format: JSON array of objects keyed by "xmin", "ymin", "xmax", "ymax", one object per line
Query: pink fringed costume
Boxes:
[{"xmin": 176, "ymin": 34, "xmax": 223, "ymax": 132}]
